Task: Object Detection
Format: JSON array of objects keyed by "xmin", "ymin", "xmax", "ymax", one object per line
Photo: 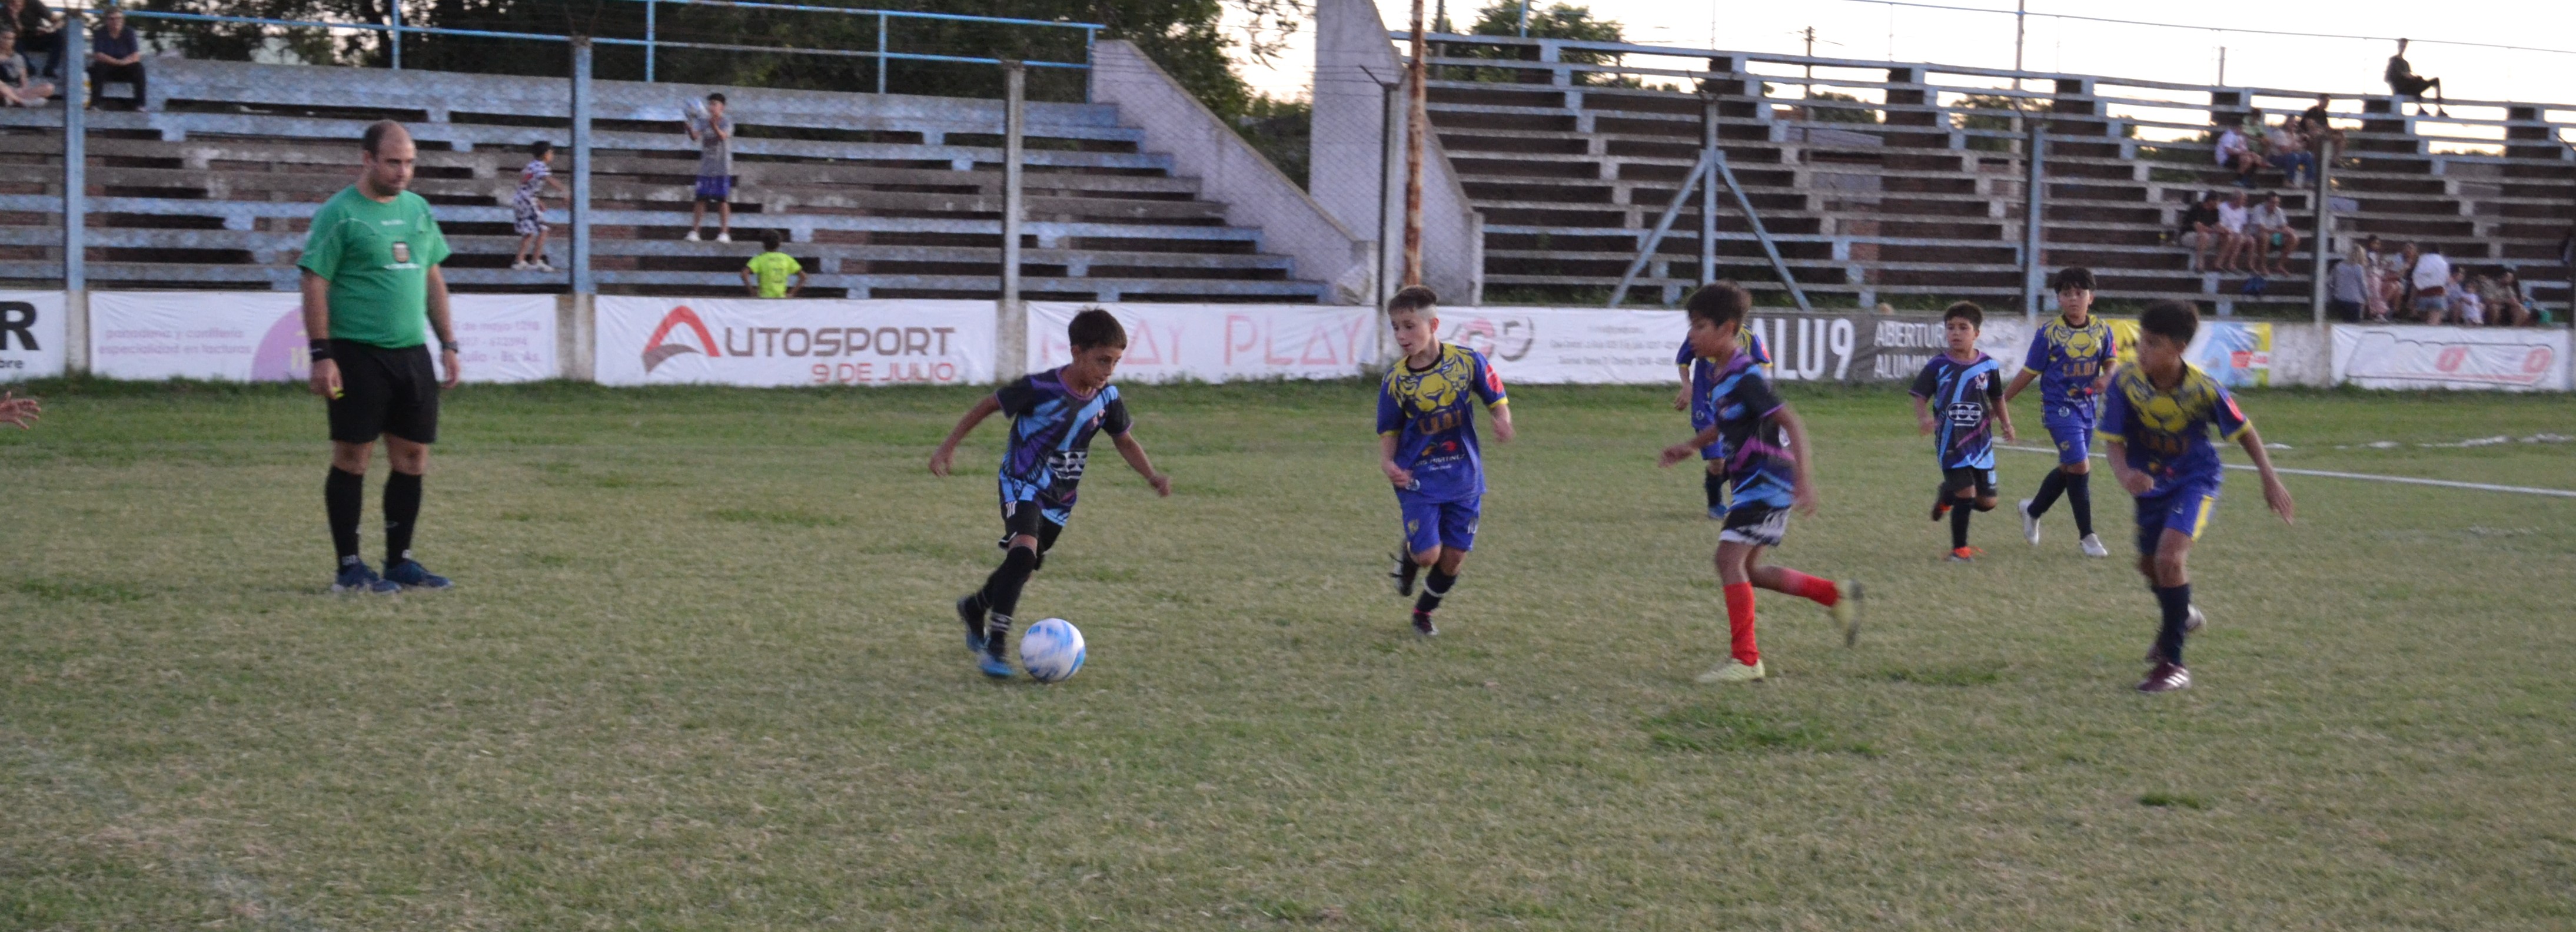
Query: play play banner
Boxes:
[
  {"xmin": 90, "ymin": 292, "xmax": 557, "ymax": 383},
  {"xmin": 597, "ymin": 297, "xmax": 993, "ymax": 386},
  {"xmin": 0, "ymin": 290, "xmax": 66, "ymax": 380},
  {"xmin": 2331, "ymin": 325, "xmax": 2568, "ymax": 391},
  {"xmin": 1026, "ymin": 302, "xmax": 1377, "ymax": 382}
]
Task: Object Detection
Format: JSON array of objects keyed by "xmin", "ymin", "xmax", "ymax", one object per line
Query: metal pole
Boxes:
[
  {"xmin": 2309, "ymin": 137, "xmax": 2335, "ymax": 327},
  {"xmin": 570, "ymin": 38, "xmax": 594, "ymax": 294},
  {"xmin": 1402, "ymin": 0, "xmax": 1427, "ymax": 287},
  {"xmin": 1700, "ymin": 102, "xmax": 1716, "ymax": 285},
  {"xmin": 2013, "ymin": 0, "xmax": 2025, "ymax": 71},
  {"xmin": 1517, "ymin": 0, "xmax": 1530, "ymax": 37},
  {"xmin": 644, "ymin": 0, "xmax": 655, "ymax": 82},
  {"xmin": 1711, "ymin": 147, "xmax": 1811, "ymax": 313},
  {"xmin": 61, "ymin": 21, "xmax": 83, "ymax": 294},
  {"xmin": 875, "ymin": 13, "xmax": 887, "ymax": 95},
  {"xmin": 390, "ymin": 0, "xmax": 401, "ymax": 70},
  {"xmin": 1376, "ymin": 82, "xmax": 1397, "ymax": 311},
  {"xmin": 1001, "ymin": 61, "xmax": 1026, "ymax": 360},
  {"xmin": 1611, "ymin": 150, "xmax": 1713, "ymax": 307},
  {"xmin": 2022, "ymin": 119, "xmax": 2046, "ymax": 321}
]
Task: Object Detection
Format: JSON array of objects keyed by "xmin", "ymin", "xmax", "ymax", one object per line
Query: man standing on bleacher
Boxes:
[{"xmin": 297, "ymin": 120, "xmax": 461, "ymax": 595}]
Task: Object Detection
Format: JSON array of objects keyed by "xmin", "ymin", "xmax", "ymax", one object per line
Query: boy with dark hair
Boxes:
[
  {"xmin": 1658, "ymin": 282, "xmax": 1859, "ymax": 684},
  {"xmin": 930, "ymin": 308, "xmax": 1172, "ymax": 678},
  {"xmin": 741, "ymin": 230, "xmax": 805, "ymax": 298},
  {"xmin": 2102, "ymin": 300, "xmax": 2294, "ymax": 693},
  {"xmin": 1379, "ymin": 285, "xmax": 1515, "ymax": 636},
  {"xmin": 2005, "ymin": 267, "xmax": 2116, "ymax": 557},
  {"xmin": 684, "ymin": 92, "xmax": 733, "ymax": 243},
  {"xmin": 510, "ymin": 141, "xmax": 564, "ymax": 272},
  {"xmin": 1910, "ymin": 301, "xmax": 2015, "ymax": 561},
  {"xmin": 1673, "ymin": 318, "xmax": 1769, "ymax": 518}
]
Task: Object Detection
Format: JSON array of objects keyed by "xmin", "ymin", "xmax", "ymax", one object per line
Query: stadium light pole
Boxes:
[
  {"xmin": 61, "ymin": 20, "xmax": 83, "ymax": 298},
  {"xmin": 570, "ymin": 37, "xmax": 593, "ymax": 296},
  {"xmin": 1001, "ymin": 60, "xmax": 1026, "ymax": 379},
  {"xmin": 1402, "ymin": 0, "xmax": 1427, "ymax": 287}
]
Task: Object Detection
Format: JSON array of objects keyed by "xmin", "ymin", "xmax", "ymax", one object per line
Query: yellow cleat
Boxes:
[
  {"xmin": 1696, "ymin": 659, "xmax": 1767, "ymax": 684},
  {"xmin": 1832, "ymin": 581, "xmax": 1864, "ymax": 648}
]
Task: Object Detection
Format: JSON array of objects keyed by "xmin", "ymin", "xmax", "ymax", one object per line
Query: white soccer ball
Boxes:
[{"xmin": 1018, "ymin": 618, "xmax": 1086, "ymax": 684}]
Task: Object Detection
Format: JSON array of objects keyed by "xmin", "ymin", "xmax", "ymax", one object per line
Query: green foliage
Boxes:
[
  {"xmin": 1804, "ymin": 89, "xmax": 1880, "ymax": 125},
  {"xmin": 1445, "ymin": 1, "xmax": 1626, "ymax": 85},
  {"xmin": 1231, "ymin": 92, "xmax": 1311, "ymax": 188},
  {"xmin": 1954, "ymin": 92, "xmax": 2024, "ymax": 152}
]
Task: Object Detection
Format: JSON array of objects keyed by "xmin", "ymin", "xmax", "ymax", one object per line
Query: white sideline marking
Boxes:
[{"xmin": 1997, "ymin": 446, "xmax": 2576, "ymax": 499}]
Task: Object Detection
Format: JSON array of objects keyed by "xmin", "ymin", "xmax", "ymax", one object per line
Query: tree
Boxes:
[{"xmin": 1450, "ymin": 1, "xmax": 1626, "ymax": 86}]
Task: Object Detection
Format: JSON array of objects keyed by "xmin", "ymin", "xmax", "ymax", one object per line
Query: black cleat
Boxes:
[
  {"xmin": 1411, "ymin": 611, "xmax": 1438, "ymax": 637},
  {"xmin": 956, "ymin": 596, "xmax": 988, "ymax": 654},
  {"xmin": 1390, "ymin": 550, "xmax": 1420, "ymax": 597}
]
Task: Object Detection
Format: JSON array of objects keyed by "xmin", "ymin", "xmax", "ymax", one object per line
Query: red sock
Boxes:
[
  {"xmin": 1723, "ymin": 582, "xmax": 1759, "ymax": 666},
  {"xmin": 1777, "ymin": 569, "xmax": 1839, "ymax": 606}
]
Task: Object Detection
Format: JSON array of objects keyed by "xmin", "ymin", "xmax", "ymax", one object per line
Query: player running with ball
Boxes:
[
  {"xmin": 2102, "ymin": 300, "xmax": 2294, "ymax": 693},
  {"xmin": 1657, "ymin": 283, "xmax": 1860, "ymax": 684}
]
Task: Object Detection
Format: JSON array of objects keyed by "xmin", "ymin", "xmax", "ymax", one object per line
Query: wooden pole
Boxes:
[{"xmin": 1402, "ymin": 0, "xmax": 1428, "ymax": 287}]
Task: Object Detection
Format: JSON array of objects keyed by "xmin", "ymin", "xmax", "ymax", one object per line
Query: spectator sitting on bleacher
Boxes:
[
  {"xmin": 684, "ymin": 92, "xmax": 733, "ymax": 243},
  {"xmin": 2250, "ymin": 193, "xmax": 2299, "ymax": 277},
  {"xmin": 2215, "ymin": 190, "xmax": 2253, "ymax": 274},
  {"xmin": 2327, "ymin": 251, "xmax": 2367, "ymax": 322},
  {"xmin": 2215, "ymin": 120, "xmax": 2261, "ymax": 188},
  {"xmin": 2385, "ymin": 241, "xmax": 2419, "ymax": 320},
  {"xmin": 2408, "ymin": 242, "xmax": 2451, "ymax": 324},
  {"xmin": 2263, "ymin": 115, "xmax": 2312, "ymax": 188},
  {"xmin": 511, "ymin": 141, "xmax": 566, "ymax": 271},
  {"xmin": 2488, "ymin": 268, "xmax": 2534, "ymax": 326},
  {"xmin": 3, "ymin": 0, "xmax": 59, "ymax": 79},
  {"xmin": 0, "ymin": 29, "xmax": 55, "ymax": 107},
  {"xmin": 2448, "ymin": 268, "xmax": 2483, "ymax": 326},
  {"xmin": 2180, "ymin": 190, "xmax": 2225, "ymax": 273},
  {"xmin": 2298, "ymin": 94, "xmax": 2346, "ymax": 150},
  {"xmin": 86, "ymin": 5, "xmax": 141, "ymax": 111},
  {"xmin": 2385, "ymin": 38, "xmax": 2447, "ymax": 118}
]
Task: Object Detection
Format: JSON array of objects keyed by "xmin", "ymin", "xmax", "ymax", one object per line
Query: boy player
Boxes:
[
  {"xmin": 931, "ymin": 309, "xmax": 1173, "ymax": 678},
  {"xmin": 1674, "ymin": 323, "xmax": 1770, "ymax": 518},
  {"xmin": 2005, "ymin": 267, "xmax": 2116, "ymax": 557},
  {"xmin": 2101, "ymin": 301, "xmax": 2294, "ymax": 693},
  {"xmin": 1380, "ymin": 286, "xmax": 1515, "ymax": 636}
]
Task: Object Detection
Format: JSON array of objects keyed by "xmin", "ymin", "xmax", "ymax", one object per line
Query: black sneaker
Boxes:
[
  {"xmin": 956, "ymin": 596, "xmax": 988, "ymax": 654},
  {"xmin": 2135, "ymin": 661, "xmax": 2191, "ymax": 693},
  {"xmin": 1411, "ymin": 611, "xmax": 1437, "ymax": 637},
  {"xmin": 1390, "ymin": 550, "xmax": 1420, "ymax": 597}
]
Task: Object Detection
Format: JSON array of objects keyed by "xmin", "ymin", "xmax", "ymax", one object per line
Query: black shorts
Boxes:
[
  {"xmin": 327, "ymin": 340, "xmax": 440, "ymax": 445},
  {"xmin": 1939, "ymin": 466, "xmax": 1997, "ymax": 500},
  {"xmin": 2391, "ymin": 75, "xmax": 2434, "ymax": 97},
  {"xmin": 998, "ymin": 496, "xmax": 1066, "ymax": 555}
]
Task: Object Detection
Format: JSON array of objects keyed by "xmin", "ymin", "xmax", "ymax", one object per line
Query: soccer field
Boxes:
[{"xmin": 4, "ymin": 380, "xmax": 2572, "ymax": 929}]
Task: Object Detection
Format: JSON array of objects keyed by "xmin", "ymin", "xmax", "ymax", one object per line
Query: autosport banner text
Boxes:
[
  {"xmin": 89, "ymin": 292, "xmax": 557, "ymax": 383},
  {"xmin": 0, "ymin": 290, "xmax": 66, "ymax": 380},
  {"xmin": 597, "ymin": 297, "xmax": 993, "ymax": 386},
  {"xmin": 1026, "ymin": 302, "xmax": 1377, "ymax": 382},
  {"xmin": 2331, "ymin": 324, "xmax": 2568, "ymax": 391}
]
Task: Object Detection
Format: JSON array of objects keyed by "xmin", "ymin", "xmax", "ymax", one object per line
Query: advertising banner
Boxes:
[
  {"xmin": 1443, "ymin": 307, "xmax": 1887, "ymax": 384},
  {"xmin": 2331, "ymin": 325, "xmax": 2569, "ymax": 391},
  {"xmin": 2102, "ymin": 319, "xmax": 2272, "ymax": 387},
  {"xmin": 1027, "ymin": 302, "xmax": 1376, "ymax": 383},
  {"xmin": 91, "ymin": 292, "xmax": 557, "ymax": 383},
  {"xmin": 1856, "ymin": 315, "xmax": 2029, "ymax": 384},
  {"xmin": 0, "ymin": 290, "xmax": 66, "ymax": 380},
  {"xmin": 597, "ymin": 297, "xmax": 993, "ymax": 387}
]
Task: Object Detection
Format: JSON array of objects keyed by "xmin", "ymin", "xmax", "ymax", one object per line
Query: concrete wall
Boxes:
[
  {"xmin": 1088, "ymin": 41, "xmax": 1373, "ymax": 305},
  {"xmin": 1311, "ymin": 0, "xmax": 1484, "ymax": 306}
]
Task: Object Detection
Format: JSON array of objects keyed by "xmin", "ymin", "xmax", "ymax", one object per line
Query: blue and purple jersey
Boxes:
[
  {"xmin": 1910, "ymin": 351, "xmax": 2005, "ymax": 471},
  {"xmin": 994, "ymin": 367, "xmax": 1132, "ymax": 506},
  {"xmin": 1378, "ymin": 343, "xmax": 1508, "ymax": 503},
  {"xmin": 1703, "ymin": 353, "xmax": 1796, "ymax": 509},
  {"xmin": 2021, "ymin": 315, "xmax": 2117, "ymax": 416}
]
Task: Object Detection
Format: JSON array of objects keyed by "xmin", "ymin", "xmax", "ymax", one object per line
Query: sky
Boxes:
[{"xmin": 1226, "ymin": 0, "xmax": 2576, "ymax": 124}]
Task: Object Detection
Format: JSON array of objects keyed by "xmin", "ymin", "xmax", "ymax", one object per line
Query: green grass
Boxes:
[{"xmin": 2, "ymin": 379, "xmax": 2573, "ymax": 929}]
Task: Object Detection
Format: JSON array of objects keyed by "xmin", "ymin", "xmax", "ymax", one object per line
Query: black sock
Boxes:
[
  {"xmin": 325, "ymin": 467, "xmax": 364, "ymax": 567},
  {"xmin": 979, "ymin": 546, "xmax": 1038, "ymax": 655},
  {"xmin": 2029, "ymin": 468, "xmax": 2069, "ymax": 517},
  {"xmin": 1414, "ymin": 569, "xmax": 1456, "ymax": 616},
  {"xmin": 2153, "ymin": 583, "xmax": 2193, "ymax": 666},
  {"xmin": 383, "ymin": 471, "xmax": 423, "ymax": 563},
  {"xmin": 1949, "ymin": 499, "xmax": 1972, "ymax": 549},
  {"xmin": 2066, "ymin": 472, "xmax": 2095, "ymax": 536},
  {"xmin": 1702, "ymin": 472, "xmax": 1725, "ymax": 511}
]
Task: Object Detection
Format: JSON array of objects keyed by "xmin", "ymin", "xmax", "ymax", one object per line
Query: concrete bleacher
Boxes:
[
  {"xmin": 1396, "ymin": 34, "xmax": 2575, "ymax": 316},
  {"xmin": 0, "ymin": 58, "xmax": 1328, "ymax": 302}
]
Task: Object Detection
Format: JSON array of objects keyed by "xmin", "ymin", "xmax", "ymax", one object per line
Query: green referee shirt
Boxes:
[
  {"xmin": 297, "ymin": 185, "xmax": 451, "ymax": 349},
  {"xmin": 746, "ymin": 250, "xmax": 802, "ymax": 298}
]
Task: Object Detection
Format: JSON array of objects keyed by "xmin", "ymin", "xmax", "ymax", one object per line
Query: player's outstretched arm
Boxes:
[
  {"xmin": 1111, "ymin": 432, "xmax": 1171, "ymax": 497},
  {"xmin": 2001, "ymin": 368, "xmax": 2037, "ymax": 404},
  {"xmin": 928, "ymin": 394, "xmax": 1002, "ymax": 477},
  {"xmin": 1776, "ymin": 404, "xmax": 1820, "ymax": 515},
  {"xmin": 0, "ymin": 389, "xmax": 40, "ymax": 429},
  {"xmin": 1672, "ymin": 366, "xmax": 1691, "ymax": 411},
  {"xmin": 2236, "ymin": 425, "xmax": 2295, "ymax": 525},
  {"xmin": 1658, "ymin": 423, "xmax": 1722, "ymax": 469},
  {"xmin": 1487, "ymin": 402, "xmax": 1515, "ymax": 443},
  {"xmin": 2104, "ymin": 439, "xmax": 2153, "ymax": 495}
]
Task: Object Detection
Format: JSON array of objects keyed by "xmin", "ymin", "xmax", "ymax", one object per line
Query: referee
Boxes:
[{"xmin": 299, "ymin": 120, "xmax": 460, "ymax": 593}]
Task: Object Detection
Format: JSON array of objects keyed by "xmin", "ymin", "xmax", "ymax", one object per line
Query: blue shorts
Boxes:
[
  {"xmin": 2133, "ymin": 481, "xmax": 2220, "ymax": 555},
  {"xmin": 1399, "ymin": 493, "xmax": 1480, "ymax": 555},
  {"xmin": 694, "ymin": 174, "xmax": 733, "ymax": 202},
  {"xmin": 2043, "ymin": 403, "xmax": 2098, "ymax": 466}
]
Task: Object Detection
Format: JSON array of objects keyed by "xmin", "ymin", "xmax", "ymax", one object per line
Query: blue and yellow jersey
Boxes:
[
  {"xmin": 1677, "ymin": 329, "xmax": 1772, "ymax": 429},
  {"xmin": 2021, "ymin": 315, "xmax": 2118, "ymax": 412},
  {"xmin": 1910, "ymin": 351, "xmax": 2004, "ymax": 471},
  {"xmin": 995, "ymin": 367, "xmax": 1132, "ymax": 505},
  {"xmin": 1378, "ymin": 343, "xmax": 1508, "ymax": 503},
  {"xmin": 2098, "ymin": 363, "xmax": 2249, "ymax": 496},
  {"xmin": 1706, "ymin": 354, "xmax": 1797, "ymax": 509}
]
